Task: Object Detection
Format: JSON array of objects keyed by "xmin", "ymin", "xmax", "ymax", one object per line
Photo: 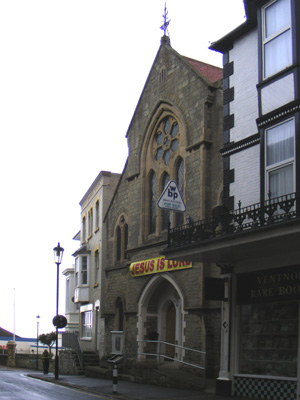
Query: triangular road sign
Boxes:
[{"xmin": 157, "ymin": 180, "xmax": 186, "ymax": 212}]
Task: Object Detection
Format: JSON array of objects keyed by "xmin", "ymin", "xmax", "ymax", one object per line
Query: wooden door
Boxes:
[{"xmin": 166, "ymin": 303, "xmax": 176, "ymax": 358}]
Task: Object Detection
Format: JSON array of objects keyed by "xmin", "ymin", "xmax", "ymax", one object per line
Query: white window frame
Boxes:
[
  {"xmin": 75, "ymin": 255, "xmax": 89, "ymax": 286},
  {"xmin": 265, "ymin": 118, "xmax": 295, "ymax": 199},
  {"xmin": 81, "ymin": 256, "xmax": 88, "ymax": 285},
  {"xmin": 94, "ymin": 249, "xmax": 99, "ymax": 284},
  {"xmin": 75, "ymin": 258, "xmax": 79, "ymax": 287},
  {"xmin": 88, "ymin": 208, "xmax": 93, "ymax": 237},
  {"xmin": 95, "ymin": 200, "xmax": 100, "ymax": 229},
  {"xmin": 82, "ymin": 216, "xmax": 86, "ymax": 242},
  {"xmin": 80, "ymin": 304, "xmax": 93, "ymax": 339},
  {"xmin": 262, "ymin": 0, "xmax": 292, "ymax": 79}
]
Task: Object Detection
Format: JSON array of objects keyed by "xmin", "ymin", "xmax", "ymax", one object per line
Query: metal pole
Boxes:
[
  {"xmin": 113, "ymin": 364, "xmax": 118, "ymax": 394},
  {"xmin": 13, "ymin": 288, "xmax": 15, "ymax": 342},
  {"xmin": 55, "ymin": 262, "xmax": 59, "ymax": 380},
  {"xmin": 36, "ymin": 318, "xmax": 39, "ymax": 370}
]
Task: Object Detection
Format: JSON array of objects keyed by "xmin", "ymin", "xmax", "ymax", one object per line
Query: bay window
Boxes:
[
  {"xmin": 263, "ymin": 0, "xmax": 292, "ymax": 79},
  {"xmin": 265, "ymin": 118, "xmax": 295, "ymax": 199},
  {"xmin": 81, "ymin": 256, "xmax": 88, "ymax": 284}
]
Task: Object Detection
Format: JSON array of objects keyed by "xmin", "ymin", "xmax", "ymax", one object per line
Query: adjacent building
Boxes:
[
  {"xmin": 164, "ymin": 0, "xmax": 300, "ymax": 398},
  {"xmin": 67, "ymin": 171, "xmax": 120, "ymax": 355}
]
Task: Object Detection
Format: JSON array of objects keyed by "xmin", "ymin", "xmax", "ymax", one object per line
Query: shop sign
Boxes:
[
  {"xmin": 129, "ymin": 256, "xmax": 192, "ymax": 277},
  {"xmin": 236, "ymin": 266, "xmax": 300, "ymax": 304}
]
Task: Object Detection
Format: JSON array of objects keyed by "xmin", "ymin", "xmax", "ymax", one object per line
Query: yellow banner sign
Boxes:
[{"xmin": 129, "ymin": 256, "xmax": 192, "ymax": 277}]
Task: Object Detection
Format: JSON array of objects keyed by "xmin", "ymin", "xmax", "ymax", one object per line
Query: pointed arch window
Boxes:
[
  {"xmin": 176, "ymin": 158, "xmax": 184, "ymax": 226},
  {"xmin": 124, "ymin": 223, "xmax": 128, "ymax": 255},
  {"xmin": 115, "ymin": 216, "xmax": 129, "ymax": 263},
  {"xmin": 116, "ymin": 226, "xmax": 122, "ymax": 262},
  {"xmin": 149, "ymin": 171, "xmax": 157, "ymax": 234},
  {"xmin": 146, "ymin": 113, "xmax": 186, "ymax": 236},
  {"xmin": 162, "ymin": 173, "xmax": 170, "ymax": 230}
]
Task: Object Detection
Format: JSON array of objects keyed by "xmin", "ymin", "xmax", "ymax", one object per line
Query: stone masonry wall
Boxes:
[{"xmin": 103, "ymin": 40, "xmax": 223, "ymax": 377}]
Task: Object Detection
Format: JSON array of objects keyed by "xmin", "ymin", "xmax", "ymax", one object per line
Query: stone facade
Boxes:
[
  {"xmin": 103, "ymin": 36, "xmax": 223, "ymax": 378},
  {"xmin": 70, "ymin": 170, "xmax": 121, "ymax": 355}
]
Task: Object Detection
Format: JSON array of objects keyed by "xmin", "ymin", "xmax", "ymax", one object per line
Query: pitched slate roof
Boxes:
[{"xmin": 184, "ymin": 57, "xmax": 223, "ymax": 83}]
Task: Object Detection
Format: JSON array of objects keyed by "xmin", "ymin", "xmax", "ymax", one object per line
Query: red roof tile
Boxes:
[{"xmin": 184, "ymin": 57, "xmax": 223, "ymax": 83}]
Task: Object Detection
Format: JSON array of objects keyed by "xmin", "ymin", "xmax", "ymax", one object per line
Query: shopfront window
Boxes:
[{"xmin": 240, "ymin": 301, "xmax": 298, "ymax": 377}]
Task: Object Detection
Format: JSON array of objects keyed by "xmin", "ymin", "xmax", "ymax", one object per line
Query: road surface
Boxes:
[{"xmin": 0, "ymin": 368, "xmax": 106, "ymax": 400}]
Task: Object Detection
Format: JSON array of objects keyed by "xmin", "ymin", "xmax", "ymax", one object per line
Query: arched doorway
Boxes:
[
  {"xmin": 137, "ymin": 274, "xmax": 184, "ymax": 361},
  {"xmin": 166, "ymin": 302, "xmax": 176, "ymax": 358}
]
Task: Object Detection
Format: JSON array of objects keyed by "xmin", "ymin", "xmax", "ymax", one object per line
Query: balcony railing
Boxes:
[{"xmin": 167, "ymin": 192, "xmax": 299, "ymax": 249}]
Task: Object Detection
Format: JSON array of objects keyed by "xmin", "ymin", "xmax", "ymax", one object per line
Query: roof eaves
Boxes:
[
  {"xmin": 209, "ymin": 20, "xmax": 256, "ymax": 54},
  {"xmin": 72, "ymin": 245, "xmax": 91, "ymax": 257}
]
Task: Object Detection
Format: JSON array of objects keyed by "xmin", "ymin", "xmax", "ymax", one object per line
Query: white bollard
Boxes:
[{"xmin": 113, "ymin": 364, "xmax": 118, "ymax": 394}]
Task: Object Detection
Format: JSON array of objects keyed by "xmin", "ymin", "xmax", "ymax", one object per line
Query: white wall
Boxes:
[
  {"xmin": 230, "ymin": 29, "xmax": 259, "ymax": 141},
  {"xmin": 230, "ymin": 144, "xmax": 260, "ymax": 208}
]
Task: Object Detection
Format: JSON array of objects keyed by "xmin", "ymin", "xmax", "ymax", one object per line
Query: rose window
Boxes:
[{"xmin": 154, "ymin": 116, "xmax": 179, "ymax": 166}]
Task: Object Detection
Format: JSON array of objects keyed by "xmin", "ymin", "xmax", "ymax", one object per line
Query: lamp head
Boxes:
[{"xmin": 53, "ymin": 242, "xmax": 64, "ymax": 265}]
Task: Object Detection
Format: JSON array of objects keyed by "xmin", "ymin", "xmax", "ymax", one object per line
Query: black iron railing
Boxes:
[
  {"xmin": 167, "ymin": 192, "xmax": 299, "ymax": 249},
  {"xmin": 137, "ymin": 339, "xmax": 206, "ymax": 387}
]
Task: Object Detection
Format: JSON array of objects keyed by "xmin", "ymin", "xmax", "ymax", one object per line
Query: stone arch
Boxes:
[
  {"xmin": 141, "ymin": 103, "xmax": 188, "ymax": 236},
  {"xmin": 137, "ymin": 273, "xmax": 186, "ymax": 361}
]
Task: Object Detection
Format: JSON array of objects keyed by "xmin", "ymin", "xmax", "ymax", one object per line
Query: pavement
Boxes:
[{"xmin": 27, "ymin": 371, "xmax": 246, "ymax": 400}]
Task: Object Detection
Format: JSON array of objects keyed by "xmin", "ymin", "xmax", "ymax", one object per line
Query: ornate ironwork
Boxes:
[
  {"xmin": 167, "ymin": 192, "xmax": 299, "ymax": 249},
  {"xmin": 160, "ymin": 3, "xmax": 170, "ymax": 36}
]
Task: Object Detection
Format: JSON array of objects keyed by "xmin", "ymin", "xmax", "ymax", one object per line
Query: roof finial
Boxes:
[{"xmin": 160, "ymin": 3, "xmax": 170, "ymax": 37}]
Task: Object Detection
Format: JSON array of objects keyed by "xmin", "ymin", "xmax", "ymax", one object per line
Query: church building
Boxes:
[{"xmin": 102, "ymin": 31, "xmax": 224, "ymax": 380}]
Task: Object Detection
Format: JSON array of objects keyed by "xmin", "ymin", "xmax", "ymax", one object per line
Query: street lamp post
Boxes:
[
  {"xmin": 36, "ymin": 315, "xmax": 40, "ymax": 370},
  {"xmin": 53, "ymin": 242, "xmax": 64, "ymax": 380}
]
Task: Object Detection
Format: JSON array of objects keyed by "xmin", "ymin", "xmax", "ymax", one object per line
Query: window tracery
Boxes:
[
  {"xmin": 146, "ymin": 113, "xmax": 185, "ymax": 235},
  {"xmin": 153, "ymin": 116, "xmax": 179, "ymax": 166}
]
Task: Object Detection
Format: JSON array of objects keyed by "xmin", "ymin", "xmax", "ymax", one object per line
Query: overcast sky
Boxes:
[{"xmin": 0, "ymin": 0, "xmax": 245, "ymax": 339}]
